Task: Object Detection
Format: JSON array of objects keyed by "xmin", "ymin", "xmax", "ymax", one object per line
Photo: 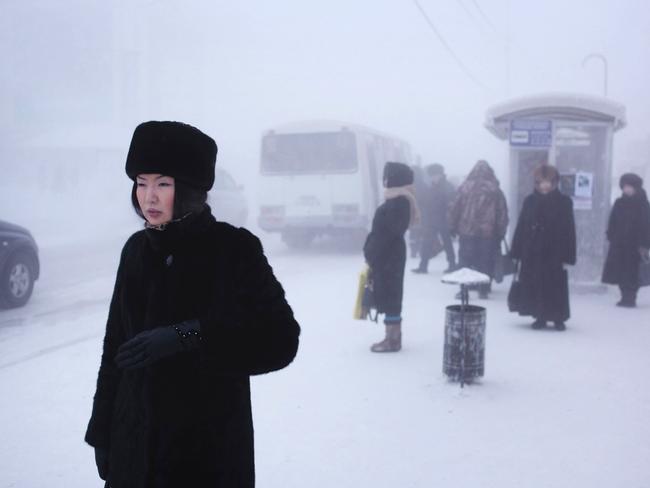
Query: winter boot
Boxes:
[
  {"xmin": 370, "ymin": 322, "xmax": 402, "ymax": 353},
  {"xmin": 554, "ymin": 321, "xmax": 566, "ymax": 331},
  {"xmin": 616, "ymin": 289, "xmax": 637, "ymax": 308},
  {"xmin": 532, "ymin": 319, "xmax": 546, "ymax": 330}
]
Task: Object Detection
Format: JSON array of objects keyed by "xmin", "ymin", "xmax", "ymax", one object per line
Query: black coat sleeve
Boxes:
[
  {"xmin": 363, "ymin": 197, "xmax": 410, "ymax": 267},
  {"xmin": 606, "ymin": 199, "xmax": 621, "ymax": 242},
  {"xmin": 509, "ymin": 196, "xmax": 531, "ymax": 260},
  {"xmin": 84, "ymin": 240, "xmax": 130, "ymax": 448},
  {"xmin": 200, "ymin": 229, "xmax": 300, "ymax": 376},
  {"xmin": 381, "ymin": 197, "xmax": 411, "ymax": 236},
  {"xmin": 640, "ymin": 199, "xmax": 650, "ymax": 248},
  {"xmin": 562, "ymin": 196, "xmax": 577, "ymax": 265}
]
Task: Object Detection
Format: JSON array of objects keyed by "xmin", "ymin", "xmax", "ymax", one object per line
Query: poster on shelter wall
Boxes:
[{"xmin": 559, "ymin": 171, "xmax": 593, "ymax": 210}]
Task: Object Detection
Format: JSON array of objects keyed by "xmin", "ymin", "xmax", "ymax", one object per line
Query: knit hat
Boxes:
[
  {"xmin": 125, "ymin": 121, "xmax": 218, "ymax": 191},
  {"xmin": 383, "ymin": 162, "xmax": 414, "ymax": 188},
  {"xmin": 619, "ymin": 173, "xmax": 643, "ymax": 190}
]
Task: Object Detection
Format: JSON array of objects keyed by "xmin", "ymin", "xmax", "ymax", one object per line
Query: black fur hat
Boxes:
[
  {"xmin": 383, "ymin": 162, "xmax": 414, "ymax": 188},
  {"xmin": 619, "ymin": 172, "xmax": 643, "ymax": 190},
  {"xmin": 125, "ymin": 121, "xmax": 218, "ymax": 191}
]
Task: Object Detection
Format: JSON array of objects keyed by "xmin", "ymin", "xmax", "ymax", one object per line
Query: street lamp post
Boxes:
[{"xmin": 582, "ymin": 53, "xmax": 608, "ymax": 97}]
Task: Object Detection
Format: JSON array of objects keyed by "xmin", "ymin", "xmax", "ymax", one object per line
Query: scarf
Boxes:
[{"xmin": 384, "ymin": 184, "xmax": 421, "ymax": 227}]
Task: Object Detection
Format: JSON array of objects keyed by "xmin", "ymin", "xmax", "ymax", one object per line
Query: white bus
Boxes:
[{"xmin": 257, "ymin": 120, "xmax": 414, "ymax": 248}]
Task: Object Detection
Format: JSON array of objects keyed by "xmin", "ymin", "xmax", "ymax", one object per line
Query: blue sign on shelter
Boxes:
[{"xmin": 509, "ymin": 119, "xmax": 552, "ymax": 147}]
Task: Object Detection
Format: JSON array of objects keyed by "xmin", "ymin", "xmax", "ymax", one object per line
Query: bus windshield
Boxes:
[{"xmin": 261, "ymin": 131, "xmax": 358, "ymax": 174}]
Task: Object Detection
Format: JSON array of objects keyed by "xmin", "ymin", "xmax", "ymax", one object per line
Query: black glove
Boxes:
[
  {"xmin": 94, "ymin": 446, "xmax": 109, "ymax": 481},
  {"xmin": 114, "ymin": 319, "xmax": 201, "ymax": 370}
]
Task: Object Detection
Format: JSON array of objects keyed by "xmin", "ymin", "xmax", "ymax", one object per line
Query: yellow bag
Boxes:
[{"xmin": 353, "ymin": 265, "xmax": 370, "ymax": 320}]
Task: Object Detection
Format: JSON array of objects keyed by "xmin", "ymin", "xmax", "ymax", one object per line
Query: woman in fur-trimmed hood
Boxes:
[
  {"xmin": 448, "ymin": 160, "xmax": 509, "ymax": 298},
  {"xmin": 363, "ymin": 162, "xmax": 419, "ymax": 352},
  {"xmin": 84, "ymin": 121, "xmax": 300, "ymax": 488},
  {"xmin": 602, "ymin": 172, "xmax": 650, "ymax": 307}
]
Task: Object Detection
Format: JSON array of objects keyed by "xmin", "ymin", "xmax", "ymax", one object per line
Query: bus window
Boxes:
[{"xmin": 261, "ymin": 132, "xmax": 358, "ymax": 174}]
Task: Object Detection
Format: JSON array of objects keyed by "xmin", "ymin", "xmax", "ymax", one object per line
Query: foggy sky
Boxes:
[{"xmin": 2, "ymin": 0, "xmax": 649, "ymax": 202}]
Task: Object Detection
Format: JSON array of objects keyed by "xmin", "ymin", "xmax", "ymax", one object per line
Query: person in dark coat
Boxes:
[
  {"xmin": 363, "ymin": 162, "xmax": 420, "ymax": 352},
  {"xmin": 448, "ymin": 160, "xmax": 508, "ymax": 298},
  {"xmin": 510, "ymin": 164, "xmax": 576, "ymax": 331},
  {"xmin": 412, "ymin": 163, "xmax": 456, "ymax": 274},
  {"xmin": 85, "ymin": 121, "xmax": 300, "ymax": 488},
  {"xmin": 602, "ymin": 173, "xmax": 650, "ymax": 307}
]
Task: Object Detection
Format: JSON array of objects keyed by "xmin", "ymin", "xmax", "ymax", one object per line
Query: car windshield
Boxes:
[{"xmin": 261, "ymin": 131, "xmax": 357, "ymax": 174}]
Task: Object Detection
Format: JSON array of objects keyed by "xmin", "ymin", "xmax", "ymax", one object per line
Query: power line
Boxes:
[
  {"xmin": 469, "ymin": 0, "xmax": 499, "ymax": 35},
  {"xmin": 456, "ymin": 0, "xmax": 480, "ymax": 26},
  {"xmin": 412, "ymin": 0, "xmax": 487, "ymax": 90}
]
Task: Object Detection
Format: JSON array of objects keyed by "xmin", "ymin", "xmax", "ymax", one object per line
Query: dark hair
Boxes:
[
  {"xmin": 533, "ymin": 164, "xmax": 559, "ymax": 188},
  {"xmin": 131, "ymin": 178, "xmax": 208, "ymax": 220}
]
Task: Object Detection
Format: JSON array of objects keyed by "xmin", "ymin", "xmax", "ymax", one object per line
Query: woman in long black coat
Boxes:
[
  {"xmin": 85, "ymin": 121, "xmax": 300, "ymax": 487},
  {"xmin": 510, "ymin": 165, "xmax": 576, "ymax": 331},
  {"xmin": 602, "ymin": 173, "xmax": 650, "ymax": 307},
  {"xmin": 363, "ymin": 162, "xmax": 420, "ymax": 352}
]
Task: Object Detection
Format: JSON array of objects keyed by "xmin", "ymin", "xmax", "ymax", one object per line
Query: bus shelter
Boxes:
[{"xmin": 485, "ymin": 93, "xmax": 626, "ymax": 284}]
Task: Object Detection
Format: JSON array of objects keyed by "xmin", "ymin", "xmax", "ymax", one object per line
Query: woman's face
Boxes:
[
  {"xmin": 136, "ymin": 174, "xmax": 175, "ymax": 225},
  {"xmin": 622, "ymin": 184, "xmax": 636, "ymax": 196},
  {"xmin": 538, "ymin": 179, "xmax": 553, "ymax": 194}
]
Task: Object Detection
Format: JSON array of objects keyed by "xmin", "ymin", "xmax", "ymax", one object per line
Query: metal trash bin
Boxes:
[{"xmin": 443, "ymin": 304, "xmax": 486, "ymax": 383}]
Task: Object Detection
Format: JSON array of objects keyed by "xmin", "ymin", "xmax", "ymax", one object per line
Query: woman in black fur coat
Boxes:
[
  {"xmin": 510, "ymin": 165, "xmax": 576, "ymax": 331},
  {"xmin": 363, "ymin": 162, "xmax": 420, "ymax": 352},
  {"xmin": 85, "ymin": 121, "xmax": 300, "ymax": 488},
  {"xmin": 602, "ymin": 173, "xmax": 650, "ymax": 307}
]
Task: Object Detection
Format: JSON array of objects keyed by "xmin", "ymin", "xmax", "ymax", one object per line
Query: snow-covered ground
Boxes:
[{"xmin": 1, "ymin": 232, "xmax": 649, "ymax": 488}]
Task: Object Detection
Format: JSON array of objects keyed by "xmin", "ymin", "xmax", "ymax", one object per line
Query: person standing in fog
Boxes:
[
  {"xmin": 409, "ymin": 164, "xmax": 428, "ymax": 259},
  {"xmin": 448, "ymin": 160, "xmax": 508, "ymax": 298},
  {"xmin": 510, "ymin": 164, "xmax": 576, "ymax": 331},
  {"xmin": 412, "ymin": 163, "xmax": 456, "ymax": 274},
  {"xmin": 602, "ymin": 173, "xmax": 650, "ymax": 307},
  {"xmin": 85, "ymin": 121, "xmax": 300, "ymax": 488},
  {"xmin": 364, "ymin": 162, "xmax": 420, "ymax": 352}
]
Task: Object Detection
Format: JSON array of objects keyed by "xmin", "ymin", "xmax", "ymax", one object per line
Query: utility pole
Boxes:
[{"xmin": 504, "ymin": 0, "xmax": 511, "ymax": 97}]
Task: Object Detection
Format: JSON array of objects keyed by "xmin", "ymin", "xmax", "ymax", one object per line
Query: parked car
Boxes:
[
  {"xmin": 0, "ymin": 220, "xmax": 40, "ymax": 308},
  {"xmin": 210, "ymin": 168, "xmax": 249, "ymax": 227}
]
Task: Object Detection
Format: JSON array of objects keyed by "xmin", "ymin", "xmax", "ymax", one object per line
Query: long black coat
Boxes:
[
  {"xmin": 85, "ymin": 207, "xmax": 300, "ymax": 488},
  {"xmin": 602, "ymin": 192, "xmax": 650, "ymax": 287},
  {"xmin": 363, "ymin": 196, "xmax": 411, "ymax": 317},
  {"xmin": 510, "ymin": 189, "xmax": 576, "ymax": 322}
]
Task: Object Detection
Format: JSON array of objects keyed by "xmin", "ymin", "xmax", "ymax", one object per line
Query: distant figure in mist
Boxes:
[
  {"xmin": 602, "ymin": 173, "xmax": 650, "ymax": 307},
  {"xmin": 448, "ymin": 160, "xmax": 508, "ymax": 298},
  {"xmin": 363, "ymin": 162, "xmax": 420, "ymax": 352},
  {"xmin": 409, "ymin": 164, "xmax": 427, "ymax": 258},
  {"xmin": 84, "ymin": 121, "xmax": 300, "ymax": 487},
  {"xmin": 510, "ymin": 165, "xmax": 576, "ymax": 331},
  {"xmin": 412, "ymin": 163, "xmax": 456, "ymax": 274}
]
